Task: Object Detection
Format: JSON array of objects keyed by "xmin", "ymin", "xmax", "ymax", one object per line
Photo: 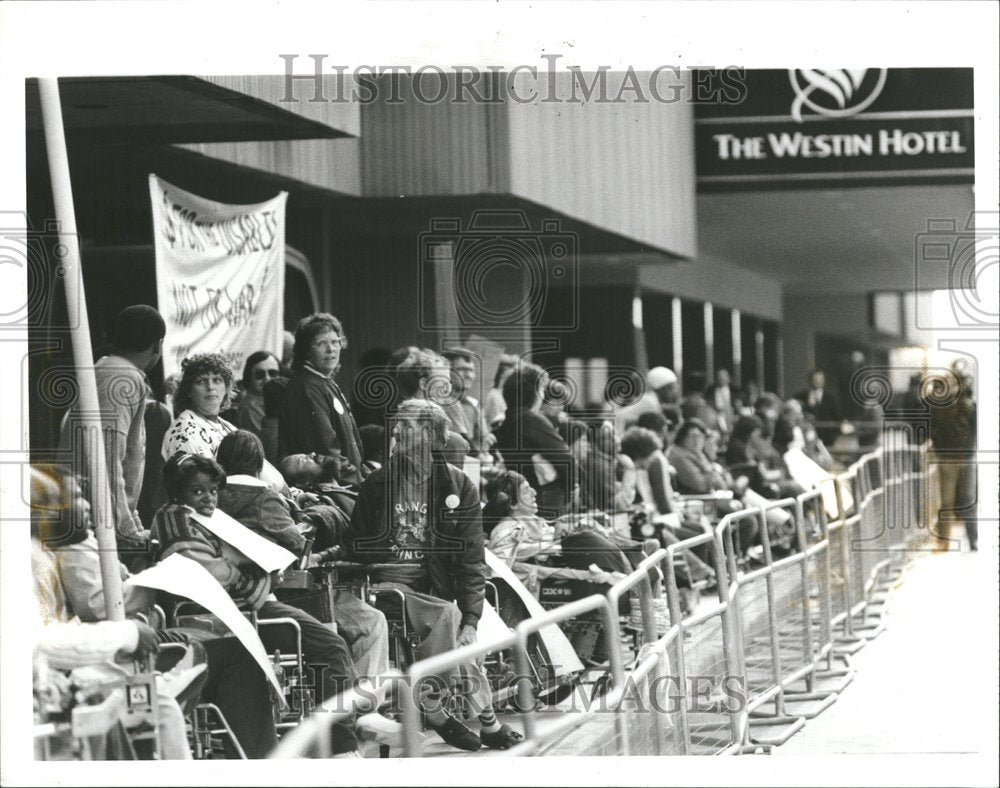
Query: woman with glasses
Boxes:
[
  {"xmin": 278, "ymin": 313, "xmax": 365, "ymax": 487},
  {"xmin": 236, "ymin": 350, "xmax": 282, "ymax": 438}
]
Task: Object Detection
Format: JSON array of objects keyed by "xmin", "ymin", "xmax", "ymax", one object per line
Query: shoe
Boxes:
[
  {"xmin": 480, "ymin": 723, "xmax": 524, "ymax": 750},
  {"xmin": 430, "ymin": 714, "xmax": 482, "ymax": 751},
  {"xmin": 355, "ymin": 712, "xmax": 404, "ymax": 746},
  {"xmin": 331, "ymin": 750, "xmax": 362, "ymax": 758}
]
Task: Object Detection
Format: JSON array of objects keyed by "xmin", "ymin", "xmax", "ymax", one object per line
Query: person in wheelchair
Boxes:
[
  {"xmin": 34, "ymin": 464, "xmax": 280, "ymax": 758},
  {"xmin": 215, "ymin": 429, "xmax": 391, "ymax": 683},
  {"xmin": 667, "ymin": 419, "xmax": 761, "ymax": 559},
  {"xmin": 342, "ymin": 398, "xmax": 523, "ymax": 751},
  {"xmin": 484, "ymin": 470, "xmax": 628, "ymax": 605},
  {"xmin": 151, "ymin": 453, "xmax": 362, "ymax": 757},
  {"xmin": 31, "ymin": 465, "xmax": 197, "ymax": 760}
]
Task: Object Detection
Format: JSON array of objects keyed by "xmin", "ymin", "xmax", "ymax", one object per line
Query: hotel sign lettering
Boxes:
[{"xmin": 695, "ymin": 68, "xmax": 974, "ymax": 190}]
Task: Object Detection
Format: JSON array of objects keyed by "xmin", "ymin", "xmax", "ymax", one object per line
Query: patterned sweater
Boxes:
[{"xmin": 150, "ymin": 504, "xmax": 271, "ymax": 610}]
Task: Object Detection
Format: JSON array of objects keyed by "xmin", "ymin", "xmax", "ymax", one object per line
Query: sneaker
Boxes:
[
  {"xmin": 480, "ymin": 723, "xmax": 524, "ymax": 750},
  {"xmin": 431, "ymin": 713, "xmax": 482, "ymax": 751}
]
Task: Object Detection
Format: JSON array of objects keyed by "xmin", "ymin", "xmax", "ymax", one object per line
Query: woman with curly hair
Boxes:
[{"xmin": 162, "ymin": 353, "xmax": 286, "ymax": 491}]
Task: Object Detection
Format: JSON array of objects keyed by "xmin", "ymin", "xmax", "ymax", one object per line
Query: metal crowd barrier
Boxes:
[{"xmin": 269, "ymin": 441, "xmax": 933, "ymax": 758}]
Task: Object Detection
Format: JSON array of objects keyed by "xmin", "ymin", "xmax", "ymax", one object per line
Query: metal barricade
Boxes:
[
  {"xmin": 262, "ymin": 440, "xmax": 936, "ymax": 760},
  {"xmin": 269, "ymin": 673, "xmax": 403, "ymax": 758},
  {"xmin": 716, "ymin": 505, "xmax": 806, "ymax": 747},
  {"xmin": 784, "ymin": 489, "xmax": 853, "ymax": 699},
  {"xmin": 662, "ymin": 525, "xmax": 747, "ymax": 755},
  {"xmin": 507, "ymin": 550, "xmax": 683, "ymax": 757}
]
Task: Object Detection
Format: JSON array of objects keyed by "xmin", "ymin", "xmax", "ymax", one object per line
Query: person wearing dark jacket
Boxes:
[
  {"xmin": 795, "ymin": 369, "xmax": 846, "ymax": 446},
  {"xmin": 278, "ymin": 313, "xmax": 365, "ymax": 486},
  {"xmin": 492, "ymin": 362, "xmax": 574, "ymax": 519},
  {"xmin": 927, "ymin": 368, "xmax": 978, "ymax": 551},
  {"xmin": 344, "ymin": 399, "xmax": 522, "ymax": 751},
  {"xmin": 216, "ymin": 430, "xmax": 308, "ymax": 553},
  {"xmin": 215, "ymin": 430, "xmax": 390, "ymax": 679}
]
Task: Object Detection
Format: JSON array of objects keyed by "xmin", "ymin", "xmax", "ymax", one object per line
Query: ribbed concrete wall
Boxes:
[{"xmin": 505, "ymin": 71, "xmax": 697, "ymax": 260}]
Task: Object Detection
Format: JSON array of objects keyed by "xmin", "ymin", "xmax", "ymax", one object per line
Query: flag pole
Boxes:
[{"xmin": 38, "ymin": 77, "xmax": 125, "ymax": 622}]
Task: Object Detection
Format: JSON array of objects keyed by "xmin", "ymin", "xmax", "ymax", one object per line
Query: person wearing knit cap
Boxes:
[{"xmin": 614, "ymin": 366, "xmax": 680, "ymax": 434}]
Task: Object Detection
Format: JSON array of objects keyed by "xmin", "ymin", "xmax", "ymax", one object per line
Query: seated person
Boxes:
[
  {"xmin": 217, "ymin": 430, "xmax": 311, "ymax": 553},
  {"xmin": 484, "ymin": 470, "xmax": 629, "ymax": 600},
  {"xmin": 667, "ymin": 420, "xmax": 758, "ymax": 558},
  {"xmin": 725, "ymin": 415, "xmax": 775, "ymax": 496},
  {"xmin": 750, "ymin": 395, "xmax": 806, "ymax": 499},
  {"xmin": 666, "ymin": 419, "xmax": 731, "ymax": 496},
  {"xmin": 278, "ymin": 451, "xmax": 343, "ymax": 490},
  {"xmin": 31, "ymin": 466, "xmax": 192, "ymax": 760},
  {"xmin": 774, "ymin": 398, "xmax": 834, "ymax": 471},
  {"xmin": 36, "ymin": 464, "xmax": 278, "ymax": 758},
  {"xmin": 619, "ymin": 428, "xmax": 715, "ymax": 585},
  {"xmin": 215, "ymin": 430, "xmax": 390, "ymax": 682},
  {"xmin": 342, "ymin": 399, "xmax": 522, "ymax": 751},
  {"xmin": 150, "ymin": 453, "xmax": 361, "ymax": 757}
]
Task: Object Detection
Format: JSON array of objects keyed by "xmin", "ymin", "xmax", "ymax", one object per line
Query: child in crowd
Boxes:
[
  {"xmin": 215, "ymin": 430, "xmax": 391, "ymax": 682},
  {"xmin": 151, "ymin": 452, "xmax": 362, "ymax": 757},
  {"xmin": 216, "ymin": 430, "xmax": 311, "ymax": 554}
]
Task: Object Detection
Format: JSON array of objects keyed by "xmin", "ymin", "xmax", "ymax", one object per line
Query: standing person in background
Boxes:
[
  {"xmin": 928, "ymin": 366, "xmax": 978, "ymax": 552},
  {"xmin": 796, "ymin": 369, "xmax": 848, "ymax": 447},
  {"xmin": 394, "ymin": 348, "xmax": 471, "ymax": 467},
  {"xmin": 236, "ymin": 351, "xmax": 281, "ymax": 438},
  {"xmin": 278, "ymin": 313, "xmax": 365, "ymax": 486},
  {"xmin": 137, "ymin": 383, "xmax": 173, "ymax": 527},
  {"xmin": 482, "ymin": 354, "xmax": 518, "ymax": 430},
  {"xmin": 441, "ymin": 347, "xmax": 492, "ymax": 456},
  {"xmin": 492, "ymin": 362, "xmax": 575, "ymax": 520},
  {"xmin": 60, "ymin": 304, "xmax": 166, "ymax": 559}
]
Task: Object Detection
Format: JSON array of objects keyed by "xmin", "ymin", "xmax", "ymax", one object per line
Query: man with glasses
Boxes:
[
  {"xmin": 236, "ymin": 351, "xmax": 282, "ymax": 438},
  {"xmin": 278, "ymin": 313, "xmax": 366, "ymax": 486}
]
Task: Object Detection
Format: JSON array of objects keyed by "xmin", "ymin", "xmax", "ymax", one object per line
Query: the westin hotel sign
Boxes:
[{"xmin": 695, "ymin": 68, "xmax": 974, "ymax": 190}]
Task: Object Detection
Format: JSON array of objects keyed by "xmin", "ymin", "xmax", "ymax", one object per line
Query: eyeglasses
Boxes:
[
  {"xmin": 253, "ymin": 368, "xmax": 281, "ymax": 381},
  {"xmin": 311, "ymin": 337, "xmax": 344, "ymax": 350}
]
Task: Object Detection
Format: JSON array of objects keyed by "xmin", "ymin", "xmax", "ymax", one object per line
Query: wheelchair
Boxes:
[
  {"xmin": 168, "ymin": 597, "xmax": 313, "ymax": 738},
  {"xmin": 300, "ymin": 559, "xmax": 566, "ymax": 716}
]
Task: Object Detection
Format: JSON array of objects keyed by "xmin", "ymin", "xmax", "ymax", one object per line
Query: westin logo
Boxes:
[{"xmin": 789, "ymin": 68, "xmax": 888, "ymax": 122}]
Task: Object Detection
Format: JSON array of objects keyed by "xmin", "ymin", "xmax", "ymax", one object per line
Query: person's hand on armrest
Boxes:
[
  {"xmin": 456, "ymin": 624, "xmax": 477, "ymax": 648},
  {"xmin": 120, "ymin": 620, "xmax": 159, "ymax": 663}
]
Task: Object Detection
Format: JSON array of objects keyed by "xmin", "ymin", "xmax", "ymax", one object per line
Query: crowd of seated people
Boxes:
[{"xmin": 37, "ymin": 304, "xmax": 846, "ymax": 760}]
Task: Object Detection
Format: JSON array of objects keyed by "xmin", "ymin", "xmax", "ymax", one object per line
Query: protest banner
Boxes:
[{"xmin": 149, "ymin": 174, "xmax": 287, "ymax": 378}]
